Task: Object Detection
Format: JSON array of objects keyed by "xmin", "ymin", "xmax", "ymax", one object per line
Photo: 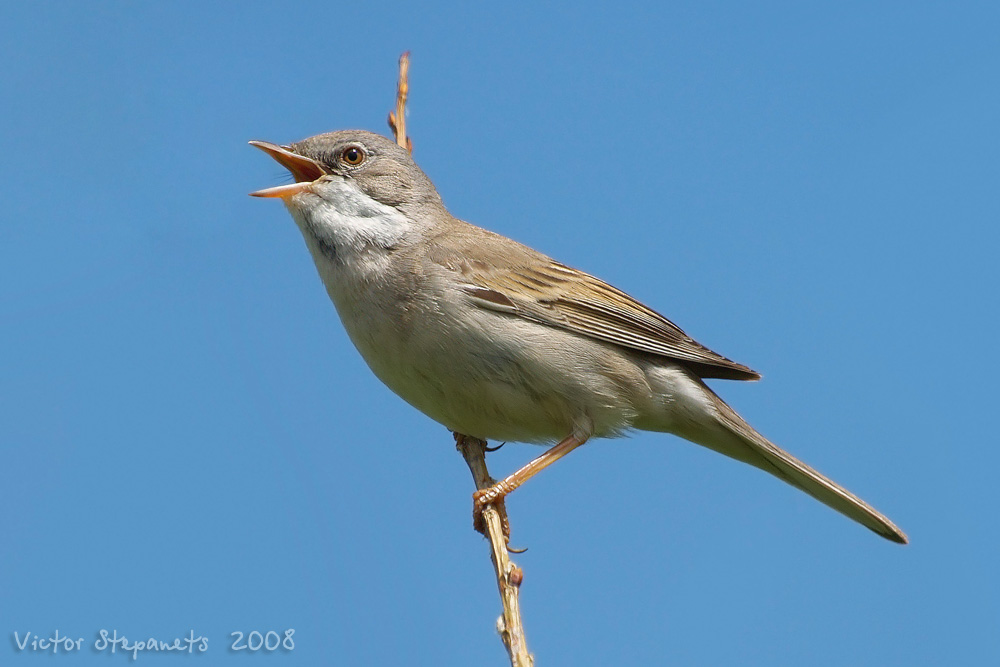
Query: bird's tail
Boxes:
[{"xmin": 681, "ymin": 378, "xmax": 908, "ymax": 544}]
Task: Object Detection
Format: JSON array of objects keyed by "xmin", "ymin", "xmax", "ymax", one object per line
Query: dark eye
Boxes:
[{"xmin": 341, "ymin": 146, "xmax": 366, "ymax": 166}]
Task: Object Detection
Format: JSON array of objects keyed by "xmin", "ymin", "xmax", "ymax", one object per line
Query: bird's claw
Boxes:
[{"xmin": 473, "ymin": 484, "xmax": 525, "ymax": 552}]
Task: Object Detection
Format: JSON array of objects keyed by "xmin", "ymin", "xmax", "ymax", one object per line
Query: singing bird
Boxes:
[{"xmin": 250, "ymin": 130, "xmax": 907, "ymax": 544}]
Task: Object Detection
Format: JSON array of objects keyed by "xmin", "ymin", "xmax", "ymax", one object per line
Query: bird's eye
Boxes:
[{"xmin": 341, "ymin": 146, "xmax": 366, "ymax": 166}]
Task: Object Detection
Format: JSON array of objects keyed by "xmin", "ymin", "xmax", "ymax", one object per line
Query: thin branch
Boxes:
[
  {"xmin": 455, "ymin": 434, "xmax": 534, "ymax": 667},
  {"xmin": 387, "ymin": 51, "xmax": 413, "ymax": 153},
  {"xmin": 386, "ymin": 51, "xmax": 532, "ymax": 667}
]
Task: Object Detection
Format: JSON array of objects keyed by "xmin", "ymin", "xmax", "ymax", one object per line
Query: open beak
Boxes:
[{"xmin": 248, "ymin": 141, "xmax": 327, "ymax": 198}]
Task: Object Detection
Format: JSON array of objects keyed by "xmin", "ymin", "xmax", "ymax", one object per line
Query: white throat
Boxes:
[{"xmin": 284, "ymin": 177, "xmax": 411, "ymax": 259}]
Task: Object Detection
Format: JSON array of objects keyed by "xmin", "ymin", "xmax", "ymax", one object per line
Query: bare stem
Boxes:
[
  {"xmin": 387, "ymin": 51, "xmax": 413, "ymax": 153},
  {"xmin": 385, "ymin": 51, "xmax": 531, "ymax": 666},
  {"xmin": 456, "ymin": 434, "xmax": 534, "ymax": 667}
]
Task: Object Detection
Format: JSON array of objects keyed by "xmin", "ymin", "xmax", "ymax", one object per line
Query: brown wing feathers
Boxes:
[{"xmin": 437, "ymin": 231, "xmax": 760, "ymax": 381}]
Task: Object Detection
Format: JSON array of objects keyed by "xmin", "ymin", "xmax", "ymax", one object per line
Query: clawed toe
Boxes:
[{"xmin": 472, "ymin": 486, "xmax": 512, "ymax": 542}]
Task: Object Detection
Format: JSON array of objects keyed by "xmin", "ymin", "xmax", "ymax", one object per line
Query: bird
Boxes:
[{"xmin": 249, "ymin": 129, "xmax": 907, "ymax": 544}]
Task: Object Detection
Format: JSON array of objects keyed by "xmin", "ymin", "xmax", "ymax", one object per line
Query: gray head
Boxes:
[
  {"xmin": 250, "ymin": 130, "xmax": 446, "ymax": 254},
  {"xmin": 250, "ymin": 130, "xmax": 442, "ymax": 210}
]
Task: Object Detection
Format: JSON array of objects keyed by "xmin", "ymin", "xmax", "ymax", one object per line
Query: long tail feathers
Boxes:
[{"xmin": 695, "ymin": 383, "xmax": 908, "ymax": 544}]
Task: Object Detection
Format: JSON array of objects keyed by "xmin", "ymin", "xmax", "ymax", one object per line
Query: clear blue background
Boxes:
[{"xmin": 2, "ymin": 2, "xmax": 997, "ymax": 665}]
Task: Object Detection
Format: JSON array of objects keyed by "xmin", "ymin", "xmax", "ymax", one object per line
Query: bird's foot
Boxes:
[{"xmin": 472, "ymin": 481, "xmax": 523, "ymax": 551}]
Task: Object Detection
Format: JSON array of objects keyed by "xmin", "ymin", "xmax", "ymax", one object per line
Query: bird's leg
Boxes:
[{"xmin": 473, "ymin": 432, "xmax": 590, "ymax": 532}]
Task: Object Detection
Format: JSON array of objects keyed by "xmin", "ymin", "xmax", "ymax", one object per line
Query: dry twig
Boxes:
[
  {"xmin": 387, "ymin": 51, "xmax": 413, "ymax": 153},
  {"xmin": 455, "ymin": 434, "xmax": 534, "ymax": 667},
  {"xmin": 385, "ymin": 51, "xmax": 533, "ymax": 666}
]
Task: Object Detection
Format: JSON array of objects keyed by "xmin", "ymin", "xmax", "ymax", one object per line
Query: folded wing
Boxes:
[{"xmin": 430, "ymin": 226, "xmax": 760, "ymax": 381}]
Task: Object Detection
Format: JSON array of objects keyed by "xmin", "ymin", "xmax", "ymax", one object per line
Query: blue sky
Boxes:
[{"xmin": 1, "ymin": 2, "xmax": 997, "ymax": 665}]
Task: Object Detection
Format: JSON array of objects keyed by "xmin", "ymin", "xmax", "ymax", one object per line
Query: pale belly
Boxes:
[
  {"xmin": 329, "ymin": 282, "xmax": 644, "ymax": 444},
  {"xmin": 346, "ymin": 309, "xmax": 576, "ymax": 443}
]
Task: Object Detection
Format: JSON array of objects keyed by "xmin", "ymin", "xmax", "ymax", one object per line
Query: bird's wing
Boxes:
[{"xmin": 428, "ymin": 226, "xmax": 761, "ymax": 381}]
